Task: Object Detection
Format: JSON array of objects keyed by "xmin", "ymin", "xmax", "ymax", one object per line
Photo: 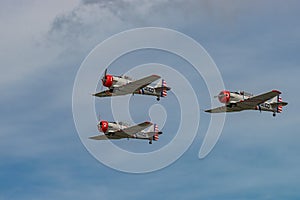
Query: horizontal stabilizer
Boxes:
[
  {"xmin": 89, "ymin": 135, "xmax": 107, "ymax": 140},
  {"xmin": 155, "ymin": 86, "xmax": 171, "ymax": 92},
  {"xmin": 89, "ymin": 134, "xmax": 121, "ymax": 140},
  {"xmin": 270, "ymin": 102, "xmax": 288, "ymax": 107},
  {"xmin": 145, "ymin": 131, "xmax": 163, "ymax": 137}
]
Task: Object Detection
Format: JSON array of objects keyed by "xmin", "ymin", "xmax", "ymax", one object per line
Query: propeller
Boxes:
[
  {"xmin": 101, "ymin": 68, "xmax": 108, "ymax": 84},
  {"xmin": 97, "ymin": 114, "xmax": 101, "ymax": 127},
  {"xmin": 214, "ymin": 92, "xmax": 224, "ymax": 98},
  {"xmin": 214, "ymin": 93, "xmax": 226, "ymax": 99},
  {"xmin": 99, "ymin": 68, "xmax": 108, "ymax": 91},
  {"xmin": 214, "ymin": 94, "xmax": 222, "ymax": 98},
  {"xmin": 96, "ymin": 114, "xmax": 101, "ymax": 131}
]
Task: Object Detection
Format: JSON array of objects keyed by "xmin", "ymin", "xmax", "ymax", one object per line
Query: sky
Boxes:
[{"xmin": 1, "ymin": 0, "xmax": 300, "ymax": 199}]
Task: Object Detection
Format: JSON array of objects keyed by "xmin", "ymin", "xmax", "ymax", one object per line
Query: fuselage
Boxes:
[
  {"xmin": 218, "ymin": 90, "xmax": 281, "ymax": 113},
  {"xmin": 102, "ymin": 74, "xmax": 167, "ymax": 97},
  {"xmin": 97, "ymin": 121, "xmax": 152, "ymax": 139},
  {"xmin": 97, "ymin": 121, "xmax": 129, "ymax": 133},
  {"xmin": 94, "ymin": 120, "xmax": 160, "ymax": 143}
]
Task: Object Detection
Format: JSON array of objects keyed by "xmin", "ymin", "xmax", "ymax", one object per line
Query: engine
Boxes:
[
  {"xmin": 102, "ymin": 75, "xmax": 113, "ymax": 87},
  {"xmin": 218, "ymin": 90, "xmax": 230, "ymax": 103},
  {"xmin": 98, "ymin": 120, "xmax": 109, "ymax": 133}
]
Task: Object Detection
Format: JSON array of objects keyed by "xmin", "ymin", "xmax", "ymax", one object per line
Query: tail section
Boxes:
[
  {"xmin": 277, "ymin": 96, "xmax": 282, "ymax": 113},
  {"xmin": 147, "ymin": 124, "xmax": 163, "ymax": 144},
  {"xmin": 161, "ymin": 79, "xmax": 167, "ymax": 97},
  {"xmin": 155, "ymin": 79, "xmax": 170, "ymax": 97},
  {"xmin": 153, "ymin": 124, "xmax": 159, "ymax": 141},
  {"xmin": 270, "ymin": 95, "xmax": 288, "ymax": 113}
]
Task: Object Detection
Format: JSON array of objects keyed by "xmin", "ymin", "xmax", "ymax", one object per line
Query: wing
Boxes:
[
  {"xmin": 114, "ymin": 75, "xmax": 161, "ymax": 95},
  {"xmin": 270, "ymin": 102, "xmax": 288, "ymax": 107},
  {"xmin": 205, "ymin": 90, "xmax": 282, "ymax": 113},
  {"xmin": 120, "ymin": 121, "xmax": 153, "ymax": 135},
  {"xmin": 236, "ymin": 90, "xmax": 282, "ymax": 109},
  {"xmin": 205, "ymin": 105, "xmax": 243, "ymax": 113},
  {"xmin": 89, "ymin": 134, "xmax": 123, "ymax": 140},
  {"xmin": 93, "ymin": 90, "xmax": 113, "ymax": 97}
]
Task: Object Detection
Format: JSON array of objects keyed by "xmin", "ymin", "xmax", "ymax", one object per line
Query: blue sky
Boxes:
[{"xmin": 1, "ymin": 0, "xmax": 300, "ymax": 199}]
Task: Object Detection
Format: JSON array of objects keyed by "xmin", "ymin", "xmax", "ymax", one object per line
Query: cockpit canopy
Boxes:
[
  {"xmin": 117, "ymin": 121, "xmax": 130, "ymax": 126},
  {"xmin": 234, "ymin": 91, "xmax": 253, "ymax": 97}
]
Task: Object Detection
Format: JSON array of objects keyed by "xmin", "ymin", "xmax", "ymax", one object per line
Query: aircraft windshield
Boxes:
[{"xmin": 118, "ymin": 122, "xmax": 130, "ymax": 126}]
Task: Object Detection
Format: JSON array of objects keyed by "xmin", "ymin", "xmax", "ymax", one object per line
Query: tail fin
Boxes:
[
  {"xmin": 270, "ymin": 95, "xmax": 288, "ymax": 113},
  {"xmin": 153, "ymin": 124, "xmax": 159, "ymax": 141},
  {"xmin": 155, "ymin": 79, "xmax": 168, "ymax": 97},
  {"xmin": 161, "ymin": 79, "xmax": 167, "ymax": 97},
  {"xmin": 277, "ymin": 96, "xmax": 283, "ymax": 113}
]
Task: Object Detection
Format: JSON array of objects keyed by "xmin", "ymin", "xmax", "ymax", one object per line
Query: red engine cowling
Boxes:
[
  {"xmin": 218, "ymin": 90, "xmax": 230, "ymax": 103},
  {"xmin": 102, "ymin": 75, "xmax": 113, "ymax": 88},
  {"xmin": 98, "ymin": 120, "xmax": 109, "ymax": 133}
]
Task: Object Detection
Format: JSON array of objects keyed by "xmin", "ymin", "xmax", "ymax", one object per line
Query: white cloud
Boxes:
[
  {"xmin": 46, "ymin": 0, "xmax": 253, "ymax": 54},
  {"xmin": 0, "ymin": 0, "xmax": 79, "ymax": 90}
]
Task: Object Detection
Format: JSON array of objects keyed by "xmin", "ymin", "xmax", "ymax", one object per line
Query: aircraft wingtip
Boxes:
[
  {"xmin": 272, "ymin": 89, "xmax": 282, "ymax": 94},
  {"xmin": 152, "ymin": 74, "xmax": 161, "ymax": 78}
]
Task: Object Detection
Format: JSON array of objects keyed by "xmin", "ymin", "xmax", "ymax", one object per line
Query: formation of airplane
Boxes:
[
  {"xmin": 93, "ymin": 69, "xmax": 171, "ymax": 101},
  {"xmin": 205, "ymin": 90, "xmax": 288, "ymax": 117},
  {"xmin": 89, "ymin": 120, "xmax": 162, "ymax": 144},
  {"xmin": 89, "ymin": 68, "xmax": 288, "ymax": 144}
]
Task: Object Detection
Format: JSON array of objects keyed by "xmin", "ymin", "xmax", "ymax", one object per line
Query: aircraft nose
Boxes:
[{"xmin": 218, "ymin": 90, "xmax": 230, "ymax": 103}]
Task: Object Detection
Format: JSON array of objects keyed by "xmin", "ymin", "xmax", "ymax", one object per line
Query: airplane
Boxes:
[
  {"xmin": 92, "ymin": 69, "xmax": 171, "ymax": 101},
  {"xmin": 89, "ymin": 119, "xmax": 163, "ymax": 144},
  {"xmin": 205, "ymin": 90, "xmax": 288, "ymax": 117}
]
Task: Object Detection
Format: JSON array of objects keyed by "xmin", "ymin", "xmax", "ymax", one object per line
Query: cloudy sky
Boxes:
[{"xmin": 1, "ymin": 0, "xmax": 300, "ymax": 199}]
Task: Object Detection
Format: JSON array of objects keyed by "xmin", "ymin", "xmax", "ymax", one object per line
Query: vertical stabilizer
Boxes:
[
  {"xmin": 277, "ymin": 96, "xmax": 283, "ymax": 113},
  {"xmin": 161, "ymin": 79, "xmax": 167, "ymax": 97},
  {"xmin": 153, "ymin": 124, "xmax": 159, "ymax": 141}
]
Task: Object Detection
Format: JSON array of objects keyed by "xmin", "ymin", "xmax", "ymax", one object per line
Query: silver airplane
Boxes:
[
  {"xmin": 89, "ymin": 119, "xmax": 162, "ymax": 144},
  {"xmin": 93, "ymin": 69, "xmax": 171, "ymax": 101},
  {"xmin": 205, "ymin": 90, "xmax": 288, "ymax": 117}
]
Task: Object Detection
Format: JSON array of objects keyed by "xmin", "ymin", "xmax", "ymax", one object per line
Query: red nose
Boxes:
[
  {"xmin": 102, "ymin": 75, "xmax": 113, "ymax": 87},
  {"xmin": 218, "ymin": 90, "xmax": 230, "ymax": 103},
  {"xmin": 98, "ymin": 121, "xmax": 108, "ymax": 133}
]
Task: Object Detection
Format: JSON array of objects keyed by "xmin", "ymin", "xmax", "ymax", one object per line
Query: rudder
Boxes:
[
  {"xmin": 161, "ymin": 79, "xmax": 167, "ymax": 97},
  {"xmin": 153, "ymin": 124, "xmax": 159, "ymax": 141},
  {"xmin": 277, "ymin": 96, "xmax": 282, "ymax": 113}
]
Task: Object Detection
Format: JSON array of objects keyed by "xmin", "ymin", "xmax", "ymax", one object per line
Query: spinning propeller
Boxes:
[
  {"xmin": 101, "ymin": 68, "xmax": 108, "ymax": 85},
  {"xmin": 100, "ymin": 68, "xmax": 113, "ymax": 88}
]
